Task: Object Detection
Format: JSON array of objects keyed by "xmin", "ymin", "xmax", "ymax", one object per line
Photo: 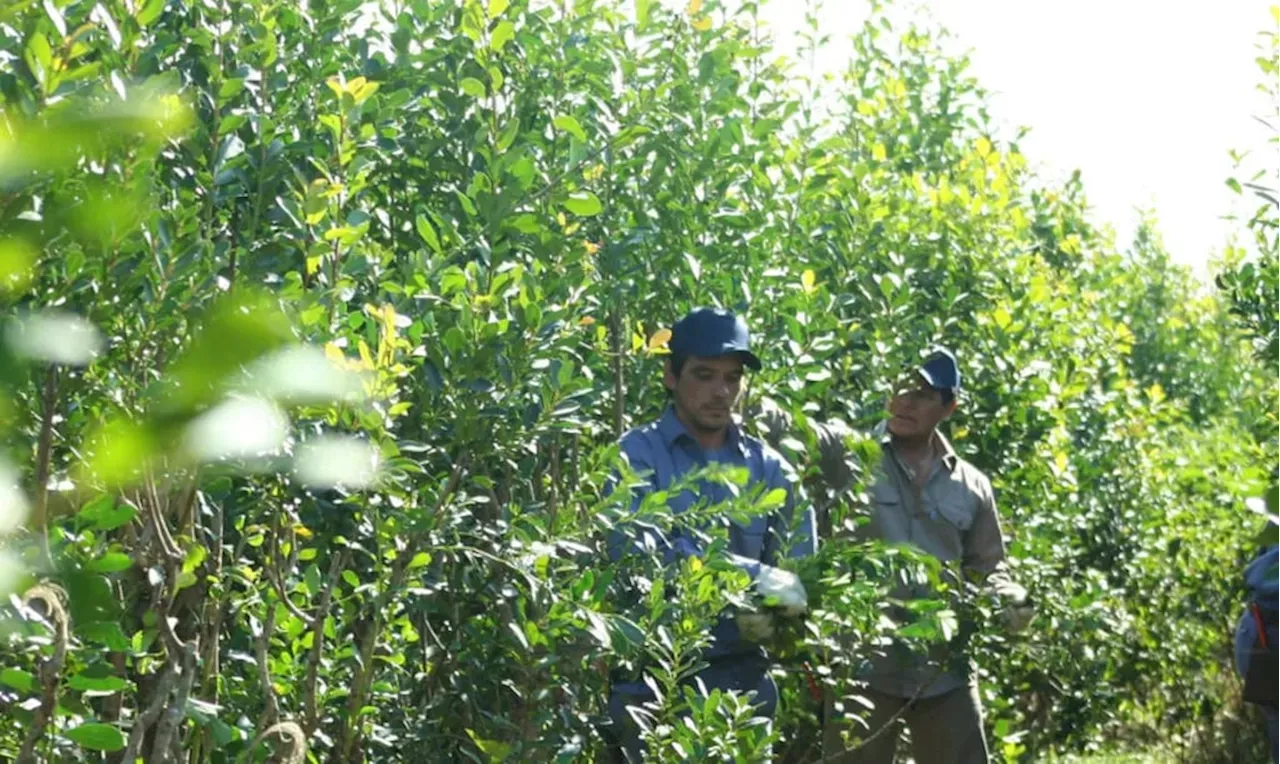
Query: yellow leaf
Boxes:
[
  {"xmin": 357, "ymin": 339, "xmax": 375, "ymax": 369},
  {"xmin": 1054, "ymin": 451, "xmax": 1069, "ymax": 473},
  {"xmin": 584, "ymin": 240, "xmax": 601, "ymax": 255},
  {"xmin": 346, "ymin": 76, "xmax": 368, "ymax": 95},
  {"xmin": 294, "ymin": 524, "xmax": 314, "ymax": 539},
  {"xmin": 992, "ymin": 307, "xmax": 1012, "ymax": 329},
  {"xmin": 691, "ymin": 15, "xmax": 712, "ymax": 31},
  {"xmin": 648, "ymin": 328, "xmax": 672, "ymax": 350},
  {"xmin": 379, "ymin": 304, "xmax": 398, "ymax": 338},
  {"xmin": 686, "ymin": 0, "xmax": 702, "ymax": 14},
  {"xmin": 871, "ymin": 143, "xmax": 887, "ymax": 162},
  {"xmin": 579, "ymin": 316, "xmax": 596, "ymax": 327},
  {"xmin": 801, "ymin": 269, "xmax": 817, "ymax": 293},
  {"xmin": 689, "ymin": 556, "xmax": 702, "ymax": 572}
]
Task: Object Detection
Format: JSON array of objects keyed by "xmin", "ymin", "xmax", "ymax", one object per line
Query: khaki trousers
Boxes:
[{"xmin": 822, "ymin": 684, "xmax": 989, "ymax": 764}]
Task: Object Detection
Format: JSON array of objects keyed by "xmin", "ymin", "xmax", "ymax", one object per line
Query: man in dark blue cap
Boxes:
[
  {"xmin": 603, "ymin": 306, "xmax": 818, "ymax": 762},
  {"xmin": 822, "ymin": 348, "xmax": 1033, "ymax": 764}
]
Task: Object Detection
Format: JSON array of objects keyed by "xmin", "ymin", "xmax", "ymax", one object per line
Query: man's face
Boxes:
[
  {"xmin": 887, "ymin": 373, "xmax": 956, "ymax": 439},
  {"xmin": 665, "ymin": 355, "xmax": 745, "ymax": 434}
]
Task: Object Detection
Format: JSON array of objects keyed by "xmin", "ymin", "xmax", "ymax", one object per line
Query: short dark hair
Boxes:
[
  {"xmin": 937, "ymin": 386, "xmax": 955, "ymax": 405},
  {"xmin": 665, "ymin": 352, "xmax": 689, "ymax": 397},
  {"xmin": 670, "ymin": 352, "xmax": 690, "ymax": 378}
]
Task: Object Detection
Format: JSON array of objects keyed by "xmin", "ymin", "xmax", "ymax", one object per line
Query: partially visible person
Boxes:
[
  {"xmin": 602, "ymin": 306, "xmax": 818, "ymax": 762},
  {"xmin": 1235, "ymin": 539, "xmax": 1278, "ymax": 762},
  {"xmin": 812, "ymin": 349, "xmax": 1032, "ymax": 764}
]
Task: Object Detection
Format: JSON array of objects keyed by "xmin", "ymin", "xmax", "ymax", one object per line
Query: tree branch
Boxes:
[
  {"xmin": 30, "ymin": 367, "xmax": 57, "ymax": 564},
  {"xmin": 16, "ymin": 584, "xmax": 69, "ymax": 764}
]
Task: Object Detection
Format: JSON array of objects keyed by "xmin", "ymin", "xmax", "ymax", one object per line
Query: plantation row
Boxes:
[{"xmin": 0, "ymin": 0, "xmax": 1276, "ymax": 761}]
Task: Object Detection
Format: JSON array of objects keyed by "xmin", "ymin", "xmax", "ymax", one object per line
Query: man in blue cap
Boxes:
[
  {"xmin": 823, "ymin": 348, "xmax": 1033, "ymax": 764},
  {"xmin": 604, "ymin": 306, "xmax": 818, "ymax": 762}
]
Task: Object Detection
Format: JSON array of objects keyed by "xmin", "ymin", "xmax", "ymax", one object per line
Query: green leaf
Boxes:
[
  {"xmin": 508, "ymin": 620, "xmax": 529, "ymax": 651},
  {"xmin": 456, "ymin": 190, "xmax": 478, "ymax": 216},
  {"xmin": 79, "ymin": 621, "xmax": 131, "ymax": 652},
  {"xmin": 25, "ymin": 33, "xmax": 52, "ymax": 75},
  {"xmin": 553, "ymin": 115, "xmax": 587, "ymax": 142},
  {"xmin": 407, "ymin": 552, "xmax": 432, "ymax": 570},
  {"xmin": 163, "ymin": 289, "xmax": 294, "ymax": 411},
  {"xmin": 1227, "ymin": 177, "xmax": 1243, "ymax": 194},
  {"xmin": 0, "ymin": 668, "xmax": 34, "ymax": 692},
  {"xmin": 466, "ymin": 729, "xmax": 512, "ymax": 763},
  {"xmin": 416, "ymin": 214, "xmax": 442, "ymax": 253},
  {"xmin": 342, "ymin": 570, "xmax": 360, "ymax": 588},
  {"xmin": 563, "ymin": 191, "xmax": 602, "ymax": 217},
  {"xmin": 635, "ymin": 0, "xmax": 651, "ymax": 27},
  {"xmin": 218, "ymin": 78, "xmax": 245, "ymax": 103},
  {"xmin": 460, "ymin": 77, "xmax": 486, "ymax": 98},
  {"xmin": 759, "ymin": 488, "xmax": 788, "ymax": 510},
  {"xmin": 490, "ymin": 21, "xmax": 515, "ymax": 53},
  {"xmin": 65, "ymin": 722, "xmax": 126, "ymax": 752},
  {"xmin": 135, "ymin": 0, "xmax": 165, "ymax": 28},
  {"xmin": 459, "ymin": 3, "xmax": 484, "ymax": 41},
  {"xmin": 488, "ymin": 0, "xmax": 510, "ymax": 17},
  {"xmin": 78, "ymin": 495, "xmax": 137, "ymax": 531},
  {"xmin": 87, "ymin": 552, "xmax": 134, "ymax": 574},
  {"xmin": 183, "ymin": 545, "xmax": 207, "ymax": 574},
  {"xmin": 496, "ymin": 119, "xmax": 521, "ymax": 152},
  {"xmin": 67, "ymin": 674, "xmax": 129, "ymax": 693},
  {"xmin": 585, "ymin": 610, "xmax": 611, "ymax": 648}
]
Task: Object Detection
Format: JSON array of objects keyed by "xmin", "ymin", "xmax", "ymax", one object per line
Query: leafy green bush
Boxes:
[{"xmin": 0, "ymin": 0, "xmax": 1272, "ymax": 761}]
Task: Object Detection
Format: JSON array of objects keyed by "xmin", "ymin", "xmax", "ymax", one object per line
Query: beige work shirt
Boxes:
[{"xmin": 856, "ymin": 431, "xmax": 1015, "ymax": 699}]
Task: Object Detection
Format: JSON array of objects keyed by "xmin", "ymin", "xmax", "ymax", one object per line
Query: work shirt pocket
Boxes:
[
  {"xmin": 864, "ymin": 481, "xmax": 909, "ymax": 545},
  {"xmin": 930, "ymin": 480, "xmax": 978, "ymax": 532}
]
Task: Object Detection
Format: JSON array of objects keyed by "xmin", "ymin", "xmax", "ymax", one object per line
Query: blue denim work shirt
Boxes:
[{"xmin": 604, "ymin": 406, "xmax": 817, "ymax": 738}]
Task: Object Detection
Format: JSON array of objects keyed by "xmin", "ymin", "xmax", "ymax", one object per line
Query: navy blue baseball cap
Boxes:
[
  {"xmin": 669, "ymin": 307, "xmax": 762, "ymax": 370},
  {"xmin": 918, "ymin": 348, "xmax": 961, "ymax": 393}
]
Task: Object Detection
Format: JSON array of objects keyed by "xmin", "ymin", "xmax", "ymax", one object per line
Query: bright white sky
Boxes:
[{"xmin": 751, "ymin": 0, "xmax": 1277, "ymax": 277}]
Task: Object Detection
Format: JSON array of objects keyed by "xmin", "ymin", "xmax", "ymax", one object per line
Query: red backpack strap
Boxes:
[{"xmin": 1252, "ymin": 603, "xmax": 1271, "ymax": 650}]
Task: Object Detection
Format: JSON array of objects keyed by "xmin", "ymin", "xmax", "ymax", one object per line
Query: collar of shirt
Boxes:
[
  {"xmin": 657, "ymin": 405, "xmax": 751, "ymax": 459},
  {"xmin": 882, "ymin": 428, "xmax": 959, "ymax": 482}
]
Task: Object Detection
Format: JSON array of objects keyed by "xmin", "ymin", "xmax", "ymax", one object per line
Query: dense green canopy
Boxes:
[{"xmin": 0, "ymin": 0, "xmax": 1275, "ymax": 761}]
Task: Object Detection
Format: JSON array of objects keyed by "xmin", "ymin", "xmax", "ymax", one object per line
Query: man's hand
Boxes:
[
  {"xmin": 1001, "ymin": 598, "xmax": 1035, "ymax": 633},
  {"xmin": 756, "ymin": 566, "xmax": 808, "ymax": 617},
  {"xmin": 988, "ymin": 576, "xmax": 1033, "ymax": 634}
]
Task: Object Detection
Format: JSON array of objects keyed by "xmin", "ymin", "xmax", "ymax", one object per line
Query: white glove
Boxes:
[
  {"xmin": 756, "ymin": 566, "xmax": 808, "ymax": 617},
  {"xmin": 737, "ymin": 612, "xmax": 776, "ymax": 642}
]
